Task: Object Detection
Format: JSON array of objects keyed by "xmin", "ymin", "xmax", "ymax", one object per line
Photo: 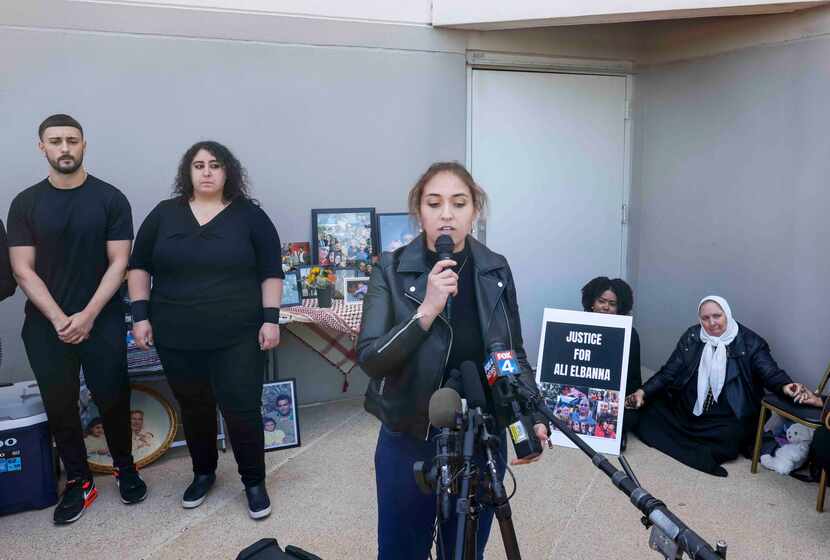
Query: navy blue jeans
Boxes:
[{"xmin": 375, "ymin": 424, "xmax": 507, "ymax": 560}]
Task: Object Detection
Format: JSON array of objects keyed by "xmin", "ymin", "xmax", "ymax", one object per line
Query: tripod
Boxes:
[{"xmin": 452, "ymin": 404, "xmax": 521, "ymax": 560}]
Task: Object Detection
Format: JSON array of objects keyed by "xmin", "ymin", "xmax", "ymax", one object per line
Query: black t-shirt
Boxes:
[
  {"xmin": 0, "ymin": 220, "xmax": 15, "ymax": 301},
  {"xmin": 6, "ymin": 175, "xmax": 133, "ymax": 318},
  {"xmin": 129, "ymin": 197, "xmax": 284, "ymax": 350}
]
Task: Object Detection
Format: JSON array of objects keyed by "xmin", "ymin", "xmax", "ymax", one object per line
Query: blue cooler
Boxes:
[{"xmin": 0, "ymin": 381, "xmax": 58, "ymax": 515}]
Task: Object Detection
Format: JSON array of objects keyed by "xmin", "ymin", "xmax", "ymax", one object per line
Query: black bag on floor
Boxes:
[{"xmin": 237, "ymin": 538, "xmax": 323, "ymax": 560}]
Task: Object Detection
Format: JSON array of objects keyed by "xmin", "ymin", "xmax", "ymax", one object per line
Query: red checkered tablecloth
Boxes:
[{"xmin": 282, "ymin": 299, "xmax": 363, "ymax": 391}]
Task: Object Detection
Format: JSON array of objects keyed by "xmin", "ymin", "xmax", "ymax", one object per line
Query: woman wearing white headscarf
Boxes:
[{"xmin": 625, "ymin": 296, "xmax": 805, "ymax": 476}]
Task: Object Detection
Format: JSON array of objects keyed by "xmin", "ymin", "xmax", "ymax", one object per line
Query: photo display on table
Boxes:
[
  {"xmin": 312, "ymin": 208, "xmax": 375, "ymax": 269},
  {"xmin": 344, "ymin": 276, "xmax": 370, "ymax": 305},
  {"xmin": 376, "ymin": 212, "xmax": 421, "ymax": 254},
  {"xmin": 281, "ymin": 270, "xmax": 302, "ymax": 307},
  {"xmin": 261, "ymin": 379, "xmax": 300, "ymax": 451},
  {"xmin": 535, "ymin": 308, "xmax": 632, "ymax": 456}
]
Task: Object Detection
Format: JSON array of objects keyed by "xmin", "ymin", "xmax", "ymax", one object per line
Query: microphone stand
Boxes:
[
  {"xmin": 507, "ymin": 377, "xmax": 728, "ymax": 560},
  {"xmin": 454, "ymin": 405, "xmax": 481, "ymax": 560},
  {"xmin": 479, "ymin": 414, "xmax": 521, "ymax": 560},
  {"xmin": 454, "ymin": 406, "xmax": 522, "ymax": 560}
]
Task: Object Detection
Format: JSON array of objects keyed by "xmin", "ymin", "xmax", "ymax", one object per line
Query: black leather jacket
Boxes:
[
  {"xmin": 641, "ymin": 323, "xmax": 792, "ymax": 420},
  {"xmin": 357, "ymin": 235, "xmax": 539, "ymax": 440},
  {"xmin": 0, "ymin": 220, "xmax": 16, "ymax": 302}
]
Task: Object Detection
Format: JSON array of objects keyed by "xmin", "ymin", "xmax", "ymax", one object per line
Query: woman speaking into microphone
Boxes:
[{"xmin": 357, "ymin": 162, "xmax": 549, "ymax": 560}]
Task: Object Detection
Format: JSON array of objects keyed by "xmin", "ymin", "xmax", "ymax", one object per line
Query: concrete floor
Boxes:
[{"xmin": 1, "ymin": 398, "xmax": 826, "ymax": 559}]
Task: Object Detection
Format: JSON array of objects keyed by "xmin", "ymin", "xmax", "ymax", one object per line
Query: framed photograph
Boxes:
[
  {"xmin": 261, "ymin": 379, "xmax": 301, "ymax": 451},
  {"xmin": 334, "ymin": 268, "xmax": 356, "ymax": 298},
  {"xmin": 80, "ymin": 383, "xmax": 177, "ymax": 473},
  {"xmin": 297, "ymin": 265, "xmax": 313, "ymax": 298},
  {"xmin": 281, "ymin": 270, "xmax": 302, "ymax": 307},
  {"xmin": 376, "ymin": 212, "xmax": 421, "ymax": 254},
  {"xmin": 286, "ymin": 241, "xmax": 311, "ymax": 268},
  {"xmin": 344, "ymin": 276, "xmax": 370, "ymax": 305},
  {"xmin": 312, "ymin": 208, "xmax": 376, "ymax": 268}
]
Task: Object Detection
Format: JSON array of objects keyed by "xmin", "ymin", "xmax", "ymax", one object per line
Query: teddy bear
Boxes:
[{"xmin": 760, "ymin": 422, "xmax": 814, "ymax": 475}]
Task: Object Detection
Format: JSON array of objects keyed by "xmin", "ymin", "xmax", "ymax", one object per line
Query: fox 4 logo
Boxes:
[
  {"xmin": 486, "ymin": 350, "xmax": 519, "ymax": 385},
  {"xmin": 495, "ymin": 351, "xmax": 518, "ymax": 377}
]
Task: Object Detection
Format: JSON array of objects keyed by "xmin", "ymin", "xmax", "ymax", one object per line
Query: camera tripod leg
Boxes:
[
  {"xmin": 494, "ymin": 499, "xmax": 522, "ymax": 560},
  {"xmin": 463, "ymin": 499, "xmax": 478, "ymax": 560}
]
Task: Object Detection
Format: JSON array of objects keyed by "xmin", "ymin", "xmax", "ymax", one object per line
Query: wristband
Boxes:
[
  {"xmin": 263, "ymin": 307, "xmax": 280, "ymax": 324},
  {"xmin": 131, "ymin": 300, "xmax": 150, "ymax": 323}
]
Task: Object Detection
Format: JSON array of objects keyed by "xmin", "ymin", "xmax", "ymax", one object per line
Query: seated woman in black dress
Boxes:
[
  {"xmin": 581, "ymin": 276, "xmax": 641, "ymax": 394},
  {"xmin": 625, "ymin": 295, "xmax": 804, "ymax": 476}
]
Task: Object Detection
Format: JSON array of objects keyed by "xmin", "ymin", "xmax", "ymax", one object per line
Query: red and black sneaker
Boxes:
[{"xmin": 53, "ymin": 478, "xmax": 97, "ymax": 525}]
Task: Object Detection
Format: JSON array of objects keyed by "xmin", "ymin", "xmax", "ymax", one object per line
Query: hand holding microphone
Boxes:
[{"xmin": 417, "ymin": 234, "xmax": 458, "ymax": 329}]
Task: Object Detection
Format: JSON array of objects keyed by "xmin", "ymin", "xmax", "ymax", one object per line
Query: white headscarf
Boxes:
[{"xmin": 694, "ymin": 295, "xmax": 740, "ymax": 416}]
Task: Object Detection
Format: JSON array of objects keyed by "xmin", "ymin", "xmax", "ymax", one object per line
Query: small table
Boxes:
[{"xmin": 281, "ymin": 299, "xmax": 363, "ymax": 391}]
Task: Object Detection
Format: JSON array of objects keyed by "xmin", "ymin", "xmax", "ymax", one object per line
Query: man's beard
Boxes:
[{"xmin": 47, "ymin": 152, "xmax": 84, "ymax": 175}]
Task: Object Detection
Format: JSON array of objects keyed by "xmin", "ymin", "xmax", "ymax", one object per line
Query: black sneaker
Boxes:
[
  {"xmin": 182, "ymin": 473, "xmax": 216, "ymax": 509},
  {"xmin": 53, "ymin": 478, "xmax": 97, "ymax": 525},
  {"xmin": 245, "ymin": 482, "xmax": 271, "ymax": 519},
  {"xmin": 114, "ymin": 466, "xmax": 148, "ymax": 504}
]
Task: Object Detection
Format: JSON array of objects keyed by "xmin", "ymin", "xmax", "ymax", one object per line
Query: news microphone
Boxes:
[
  {"xmin": 459, "ymin": 361, "xmax": 511, "ymax": 494},
  {"xmin": 434, "ymin": 234, "xmax": 455, "ymax": 320},
  {"xmin": 459, "ymin": 361, "xmax": 488, "ymax": 410},
  {"xmin": 485, "ymin": 344, "xmax": 544, "ymax": 461},
  {"xmin": 428, "ymin": 387, "xmax": 462, "ymax": 521},
  {"xmin": 429, "ymin": 387, "xmax": 462, "ymax": 429},
  {"xmin": 444, "ymin": 367, "xmax": 465, "ymax": 397}
]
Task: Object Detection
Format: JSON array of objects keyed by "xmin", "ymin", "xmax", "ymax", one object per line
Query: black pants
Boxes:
[
  {"xmin": 22, "ymin": 311, "xmax": 134, "ymax": 481},
  {"xmin": 156, "ymin": 334, "xmax": 266, "ymax": 487}
]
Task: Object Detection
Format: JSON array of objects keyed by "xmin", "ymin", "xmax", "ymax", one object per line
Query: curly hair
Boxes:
[
  {"xmin": 173, "ymin": 140, "xmax": 250, "ymax": 203},
  {"xmin": 581, "ymin": 276, "xmax": 634, "ymax": 315}
]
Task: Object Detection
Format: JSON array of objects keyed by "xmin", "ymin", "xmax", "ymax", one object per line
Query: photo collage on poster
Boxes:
[{"xmin": 539, "ymin": 382, "xmax": 620, "ymax": 439}]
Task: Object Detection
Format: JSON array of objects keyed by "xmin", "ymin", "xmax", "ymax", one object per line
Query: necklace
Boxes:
[{"xmin": 457, "ymin": 256, "xmax": 469, "ymax": 273}]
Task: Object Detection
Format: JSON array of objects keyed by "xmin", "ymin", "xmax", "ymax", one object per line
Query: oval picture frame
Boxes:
[{"xmin": 82, "ymin": 383, "xmax": 178, "ymax": 474}]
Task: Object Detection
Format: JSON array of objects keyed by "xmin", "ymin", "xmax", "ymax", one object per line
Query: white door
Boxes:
[{"xmin": 470, "ymin": 69, "xmax": 628, "ymax": 365}]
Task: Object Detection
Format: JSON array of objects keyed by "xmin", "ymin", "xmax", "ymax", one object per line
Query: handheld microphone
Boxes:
[
  {"xmin": 428, "ymin": 387, "xmax": 462, "ymax": 521},
  {"xmin": 485, "ymin": 344, "xmax": 544, "ymax": 461},
  {"xmin": 434, "ymin": 234, "xmax": 455, "ymax": 320}
]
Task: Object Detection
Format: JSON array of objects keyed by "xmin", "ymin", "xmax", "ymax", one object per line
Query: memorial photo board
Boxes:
[{"xmin": 535, "ymin": 308, "xmax": 631, "ymax": 455}]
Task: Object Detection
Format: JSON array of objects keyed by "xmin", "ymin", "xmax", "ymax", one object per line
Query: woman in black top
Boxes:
[
  {"xmin": 128, "ymin": 141, "xmax": 283, "ymax": 519},
  {"xmin": 581, "ymin": 276, "xmax": 642, "ymax": 394},
  {"xmin": 357, "ymin": 162, "xmax": 548, "ymax": 560}
]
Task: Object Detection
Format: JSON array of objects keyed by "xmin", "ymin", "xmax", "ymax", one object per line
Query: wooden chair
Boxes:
[{"xmin": 750, "ymin": 361, "xmax": 830, "ymax": 512}]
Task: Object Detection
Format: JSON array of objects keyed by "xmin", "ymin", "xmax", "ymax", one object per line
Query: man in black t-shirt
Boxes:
[{"xmin": 7, "ymin": 114, "xmax": 147, "ymax": 525}]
